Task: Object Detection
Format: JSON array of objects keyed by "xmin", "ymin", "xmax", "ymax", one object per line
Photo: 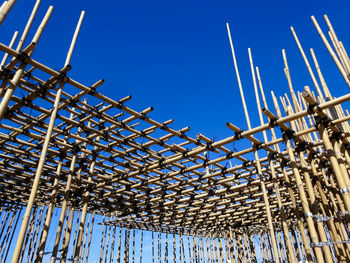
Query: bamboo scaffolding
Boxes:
[{"xmin": 0, "ymin": 3, "xmax": 349, "ymax": 263}]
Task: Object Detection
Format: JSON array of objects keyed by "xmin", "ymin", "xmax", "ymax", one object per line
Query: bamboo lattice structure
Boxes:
[{"xmin": 0, "ymin": 1, "xmax": 350, "ymax": 262}]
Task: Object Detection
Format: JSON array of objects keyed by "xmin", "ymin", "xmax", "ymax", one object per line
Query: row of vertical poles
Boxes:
[
  {"xmin": 0, "ymin": 204, "xmax": 22, "ymax": 262},
  {"xmin": 1, "ymin": 204, "xmax": 342, "ymax": 263},
  {"xmin": 0, "ymin": 204, "xmax": 96, "ymax": 263}
]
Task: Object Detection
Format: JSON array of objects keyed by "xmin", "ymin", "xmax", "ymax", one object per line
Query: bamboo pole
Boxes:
[
  {"xmin": 2, "ymin": 207, "xmax": 22, "ymax": 262},
  {"xmin": 228, "ymin": 228, "xmax": 236, "ymax": 263},
  {"xmin": 19, "ymin": 206, "xmax": 37, "ymax": 263},
  {"xmin": 173, "ymin": 233, "xmax": 176, "ymax": 263},
  {"xmin": 311, "ymin": 16, "xmax": 350, "ymax": 88},
  {"xmin": 36, "ymin": 159, "xmax": 63, "ymax": 262},
  {"xmin": 84, "ymin": 212, "xmax": 95, "ymax": 262},
  {"xmin": 255, "ymin": 64, "xmax": 296, "ymax": 263},
  {"xmin": 0, "ymin": 0, "xmax": 17, "ymax": 25},
  {"xmin": 140, "ymin": 230, "xmax": 144, "ymax": 263},
  {"xmin": 99, "ymin": 216, "xmax": 107, "ymax": 262},
  {"xmin": 0, "ymin": 4, "xmax": 52, "ymax": 120},
  {"xmin": 151, "ymin": 231, "xmax": 155, "ymax": 263},
  {"xmin": 131, "ymin": 229, "xmax": 136, "ymax": 263},
  {"xmin": 117, "ymin": 227, "xmax": 122, "ymax": 263}
]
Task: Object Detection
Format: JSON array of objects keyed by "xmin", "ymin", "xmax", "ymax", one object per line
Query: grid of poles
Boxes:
[{"xmin": 0, "ymin": 0, "xmax": 349, "ymax": 262}]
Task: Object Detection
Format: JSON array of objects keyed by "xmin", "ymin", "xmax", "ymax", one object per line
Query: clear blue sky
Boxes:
[
  {"xmin": 3, "ymin": 0, "xmax": 350, "ymax": 141},
  {"xmin": 2, "ymin": 0, "xmax": 350, "ymax": 262}
]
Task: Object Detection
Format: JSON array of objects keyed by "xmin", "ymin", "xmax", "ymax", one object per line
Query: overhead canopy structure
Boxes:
[{"xmin": 0, "ymin": 1, "xmax": 350, "ymax": 263}]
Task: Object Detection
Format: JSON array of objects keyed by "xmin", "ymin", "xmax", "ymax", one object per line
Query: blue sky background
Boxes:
[
  {"xmin": 3, "ymin": 0, "xmax": 350, "ymax": 141},
  {"xmin": 1, "ymin": 0, "xmax": 350, "ymax": 262}
]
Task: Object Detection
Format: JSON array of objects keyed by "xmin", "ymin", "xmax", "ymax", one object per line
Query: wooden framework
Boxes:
[{"xmin": 0, "ymin": 1, "xmax": 350, "ymax": 262}]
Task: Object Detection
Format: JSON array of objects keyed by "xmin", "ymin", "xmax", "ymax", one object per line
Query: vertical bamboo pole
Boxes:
[
  {"xmin": 84, "ymin": 211, "xmax": 95, "ymax": 263},
  {"xmin": 0, "ymin": 0, "xmax": 17, "ymax": 25},
  {"xmin": 236, "ymin": 232, "xmax": 243, "ymax": 263},
  {"xmin": 36, "ymin": 159, "xmax": 63, "ymax": 262},
  {"xmin": 0, "ymin": 209, "xmax": 16, "ymax": 258},
  {"xmin": 151, "ymin": 231, "xmax": 154, "ymax": 263},
  {"xmin": 302, "ymin": 88, "xmax": 350, "ymax": 214},
  {"xmin": 228, "ymin": 228, "xmax": 236, "ymax": 263},
  {"xmin": 0, "ymin": 4, "xmax": 52, "ymax": 120},
  {"xmin": 255, "ymin": 64, "xmax": 296, "ymax": 263},
  {"xmin": 19, "ymin": 206, "xmax": 37, "ymax": 263},
  {"xmin": 104, "ymin": 220, "xmax": 113, "ymax": 263},
  {"xmin": 173, "ymin": 233, "xmax": 176, "ymax": 263},
  {"xmin": 225, "ymin": 236, "xmax": 230, "ymax": 263},
  {"xmin": 290, "ymin": 229, "xmax": 302, "ymax": 262},
  {"xmin": 210, "ymin": 234, "xmax": 215, "ymax": 263},
  {"xmin": 10, "ymin": 5, "xmax": 85, "ymax": 261},
  {"xmin": 74, "ymin": 133, "xmax": 100, "ymax": 259},
  {"xmin": 131, "ymin": 229, "xmax": 136, "ymax": 263},
  {"xmin": 249, "ymin": 233, "xmax": 256, "ymax": 263},
  {"xmin": 59, "ymin": 13, "xmax": 86, "ymax": 261},
  {"xmin": 2, "ymin": 207, "xmax": 22, "ymax": 262},
  {"xmin": 243, "ymin": 231, "xmax": 249, "ymax": 263},
  {"xmin": 27, "ymin": 205, "xmax": 44, "ymax": 262},
  {"xmin": 109, "ymin": 225, "xmax": 117, "ymax": 263},
  {"xmin": 218, "ymin": 234, "xmax": 224, "ymax": 263},
  {"xmin": 140, "ymin": 230, "xmax": 144, "ymax": 263},
  {"xmin": 284, "ymin": 105, "xmax": 326, "ymax": 263},
  {"xmin": 269, "ymin": 91, "xmax": 315, "ymax": 262},
  {"xmin": 124, "ymin": 227, "xmax": 130, "ymax": 263},
  {"xmin": 0, "ymin": 30, "xmax": 18, "ymax": 70},
  {"xmin": 15, "ymin": 0, "xmax": 41, "ymax": 52},
  {"xmin": 226, "ymin": 23, "xmax": 280, "ymax": 260},
  {"xmin": 228, "ymin": 46, "xmax": 278, "ymax": 263},
  {"xmin": 214, "ymin": 235, "xmax": 219, "ymax": 263},
  {"xmin": 60, "ymin": 208, "xmax": 76, "ymax": 262},
  {"xmin": 116, "ymin": 227, "xmax": 122, "ymax": 263},
  {"xmin": 290, "ymin": 27, "xmax": 324, "ymax": 98},
  {"xmin": 261, "ymin": 232, "xmax": 267, "ymax": 262},
  {"xmin": 99, "ymin": 216, "xmax": 107, "ymax": 263},
  {"xmin": 159, "ymin": 232, "xmax": 162, "ymax": 263},
  {"xmin": 219, "ymin": 235, "xmax": 225, "ymax": 263},
  {"xmin": 193, "ymin": 234, "xmax": 197, "ymax": 263},
  {"xmin": 323, "ymin": 15, "xmax": 350, "ymax": 74},
  {"xmin": 311, "ymin": 16, "xmax": 350, "ymax": 88},
  {"xmin": 51, "ymin": 131, "xmax": 77, "ymax": 261},
  {"xmin": 277, "ymin": 231, "xmax": 286, "ymax": 262},
  {"xmin": 0, "ymin": 209, "xmax": 10, "ymax": 250},
  {"xmin": 180, "ymin": 232, "xmax": 184, "ymax": 263},
  {"xmin": 285, "ymin": 103, "xmax": 334, "ymax": 262}
]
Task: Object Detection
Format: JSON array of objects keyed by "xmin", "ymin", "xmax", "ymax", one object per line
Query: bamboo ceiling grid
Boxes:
[{"xmin": 1, "ymin": 0, "xmax": 350, "ymax": 263}]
